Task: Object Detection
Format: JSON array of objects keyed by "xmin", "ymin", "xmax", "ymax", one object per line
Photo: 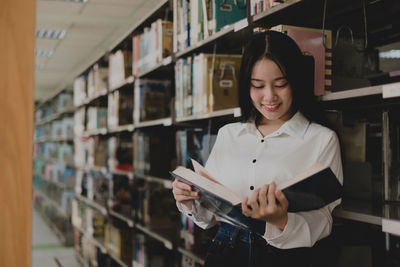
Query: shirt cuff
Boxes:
[
  {"xmin": 265, "ymin": 213, "xmax": 296, "ymax": 245},
  {"xmin": 176, "ymin": 201, "xmax": 194, "ymax": 217}
]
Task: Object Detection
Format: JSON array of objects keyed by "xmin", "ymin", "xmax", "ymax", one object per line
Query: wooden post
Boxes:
[{"xmin": 0, "ymin": 0, "xmax": 35, "ymax": 266}]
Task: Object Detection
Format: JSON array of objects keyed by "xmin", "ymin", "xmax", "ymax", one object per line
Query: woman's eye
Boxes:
[
  {"xmin": 251, "ymin": 84, "xmax": 264, "ymax": 89},
  {"xmin": 274, "ymin": 81, "xmax": 288, "ymax": 88}
]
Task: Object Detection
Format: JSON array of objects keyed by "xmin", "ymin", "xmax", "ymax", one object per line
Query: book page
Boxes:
[
  {"xmin": 172, "ymin": 166, "xmax": 242, "ymax": 205},
  {"xmin": 190, "ymin": 158, "xmax": 222, "ymax": 185}
]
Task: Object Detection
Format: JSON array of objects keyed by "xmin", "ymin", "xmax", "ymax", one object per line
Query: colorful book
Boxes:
[{"xmin": 271, "ymin": 25, "xmax": 332, "ymax": 96}]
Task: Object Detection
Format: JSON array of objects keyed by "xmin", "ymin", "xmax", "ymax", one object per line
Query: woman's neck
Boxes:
[
  {"xmin": 256, "ymin": 123, "xmax": 282, "ymax": 137},
  {"xmin": 256, "ymin": 113, "xmax": 295, "ymax": 137}
]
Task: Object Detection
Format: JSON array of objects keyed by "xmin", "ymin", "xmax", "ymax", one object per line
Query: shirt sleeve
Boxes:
[
  {"xmin": 264, "ymin": 131, "xmax": 343, "ymax": 249},
  {"xmin": 176, "ymin": 200, "xmax": 218, "ymax": 229},
  {"xmin": 175, "ymin": 127, "xmax": 227, "ymax": 229}
]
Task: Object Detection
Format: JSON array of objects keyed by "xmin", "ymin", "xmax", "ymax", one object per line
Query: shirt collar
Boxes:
[{"xmin": 237, "ymin": 111, "xmax": 310, "ymax": 139}]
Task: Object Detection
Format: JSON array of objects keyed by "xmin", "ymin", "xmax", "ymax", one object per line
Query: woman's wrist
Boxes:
[
  {"xmin": 182, "ymin": 200, "xmax": 193, "ymax": 210},
  {"xmin": 271, "ymin": 214, "xmax": 288, "ymax": 231}
]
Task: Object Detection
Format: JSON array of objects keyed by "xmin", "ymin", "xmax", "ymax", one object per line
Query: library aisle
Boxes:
[{"xmin": 32, "ymin": 209, "xmax": 80, "ymax": 267}]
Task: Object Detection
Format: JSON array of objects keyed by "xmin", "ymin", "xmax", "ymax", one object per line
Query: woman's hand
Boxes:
[
  {"xmin": 172, "ymin": 179, "xmax": 200, "ymax": 210},
  {"xmin": 241, "ymin": 182, "xmax": 289, "ymax": 230}
]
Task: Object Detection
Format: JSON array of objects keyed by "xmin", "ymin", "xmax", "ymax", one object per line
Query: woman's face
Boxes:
[{"xmin": 250, "ymin": 58, "xmax": 293, "ymax": 125}]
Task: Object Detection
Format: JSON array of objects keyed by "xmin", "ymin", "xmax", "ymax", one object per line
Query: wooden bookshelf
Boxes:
[
  {"xmin": 175, "ymin": 107, "xmax": 241, "ymax": 122},
  {"xmin": 177, "ymin": 247, "xmax": 205, "ymax": 266},
  {"xmin": 67, "ymin": 0, "xmax": 400, "ymax": 266},
  {"xmin": 35, "ymin": 107, "xmax": 75, "ymax": 126},
  {"xmin": 74, "ymin": 194, "xmax": 108, "ymax": 215}
]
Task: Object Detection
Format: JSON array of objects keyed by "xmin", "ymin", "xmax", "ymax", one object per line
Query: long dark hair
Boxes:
[{"xmin": 238, "ymin": 30, "xmax": 329, "ymax": 127}]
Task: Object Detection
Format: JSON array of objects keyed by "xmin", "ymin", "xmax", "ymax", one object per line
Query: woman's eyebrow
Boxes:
[
  {"xmin": 251, "ymin": 77, "xmax": 287, "ymax": 82},
  {"xmin": 250, "ymin": 78, "xmax": 264, "ymax": 82}
]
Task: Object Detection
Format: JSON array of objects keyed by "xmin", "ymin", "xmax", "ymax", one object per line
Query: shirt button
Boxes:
[
  {"xmin": 252, "ymin": 159, "xmax": 256, "ymax": 163},
  {"xmin": 250, "ymin": 186, "xmax": 254, "ymax": 190},
  {"xmin": 261, "ymin": 139, "xmax": 264, "ymax": 143}
]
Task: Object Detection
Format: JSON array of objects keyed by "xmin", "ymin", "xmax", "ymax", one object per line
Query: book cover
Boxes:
[
  {"xmin": 271, "ymin": 25, "xmax": 332, "ymax": 96},
  {"xmin": 211, "ymin": 0, "xmax": 247, "ymax": 33},
  {"xmin": 171, "ymin": 159, "xmax": 342, "ymax": 235}
]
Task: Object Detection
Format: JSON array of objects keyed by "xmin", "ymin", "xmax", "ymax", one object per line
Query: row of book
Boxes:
[
  {"xmin": 327, "ymin": 108, "xmax": 400, "ymax": 203},
  {"xmin": 34, "ymin": 142, "xmax": 74, "ymax": 163},
  {"xmin": 108, "ymin": 89, "xmax": 134, "ymax": 128},
  {"xmin": 74, "ymin": 135, "xmax": 133, "ymax": 171},
  {"xmin": 75, "ymin": 229, "xmax": 109, "ymax": 267},
  {"xmin": 74, "ymin": 79, "xmax": 172, "ymax": 134},
  {"xmin": 250, "ymin": 0, "xmax": 287, "ymax": 16},
  {"xmin": 33, "ymin": 189, "xmax": 75, "ymax": 245},
  {"xmin": 73, "ymin": 177, "xmax": 180, "ymax": 266},
  {"xmin": 35, "ymin": 91, "xmax": 73, "ymax": 123},
  {"xmin": 176, "ymin": 128, "xmax": 217, "ymax": 168},
  {"xmin": 133, "ymin": 130, "xmax": 175, "ymax": 178},
  {"xmin": 34, "ymin": 117, "xmax": 74, "ymax": 140},
  {"xmin": 34, "ymin": 176, "xmax": 75, "ymax": 217},
  {"xmin": 75, "ymin": 170, "xmax": 109, "ymax": 206},
  {"xmin": 132, "ymin": 19, "xmax": 173, "ymax": 76},
  {"xmin": 74, "ymin": 136, "xmax": 109, "ymax": 168},
  {"xmin": 76, "ymin": 25, "xmax": 334, "ymax": 126},
  {"xmin": 41, "ymin": 163, "xmax": 75, "ymax": 188},
  {"xmin": 173, "ymin": 0, "xmax": 247, "ymax": 52},
  {"xmin": 74, "ymin": 126, "xmax": 218, "ymax": 180},
  {"xmin": 175, "ymin": 54, "xmax": 241, "ymax": 117}
]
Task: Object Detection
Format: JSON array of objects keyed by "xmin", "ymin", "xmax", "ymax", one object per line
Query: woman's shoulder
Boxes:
[
  {"xmin": 218, "ymin": 121, "xmax": 250, "ymax": 134},
  {"xmin": 308, "ymin": 121, "xmax": 337, "ymax": 140}
]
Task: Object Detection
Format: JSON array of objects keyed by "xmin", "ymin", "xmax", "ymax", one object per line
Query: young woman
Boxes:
[{"xmin": 172, "ymin": 30, "xmax": 343, "ymax": 267}]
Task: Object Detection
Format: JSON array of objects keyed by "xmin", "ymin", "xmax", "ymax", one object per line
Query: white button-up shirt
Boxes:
[{"xmin": 177, "ymin": 111, "xmax": 343, "ymax": 249}]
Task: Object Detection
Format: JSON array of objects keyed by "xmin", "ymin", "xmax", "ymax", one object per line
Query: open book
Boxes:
[{"xmin": 170, "ymin": 159, "xmax": 343, "ymax": 235}]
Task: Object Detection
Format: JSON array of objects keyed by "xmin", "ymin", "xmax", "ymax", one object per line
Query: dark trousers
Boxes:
[{"xmin": 204, "ymin": 223, "xmax": 312, "ymax": 267}]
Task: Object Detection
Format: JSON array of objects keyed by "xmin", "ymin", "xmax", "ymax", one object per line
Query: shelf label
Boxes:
[
  {"xmin": 382, "ymin": 83, "xmax": 400, "ymax": 98},
  {"xmin": 234, "ymin": 18, "xmax": 248, "ymax": 32},
  {"xmin": 126, "ymin": 76, "xmax": 134, "ymax": 84},
  {"xmin": 233, "ymin": 108, "xmax": 242, "ymax": 117},
  {"xmin": 382, "ymin": 218, "xmax": 400, "ymax": 236},
  {"xmin": 162, "ymin": 57, "xmax": 172, "ymax": 66},
  {"xmin": 164, "ymin": 241, "xmax": 173, "ymax": 250},
  {"xmin": 163, "ymin": 118, "xmax": 172, "ymax": 126}
]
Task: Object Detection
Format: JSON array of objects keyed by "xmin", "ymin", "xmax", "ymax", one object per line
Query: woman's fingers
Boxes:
[
  {"xmin": 172, "ymin": 186, "xmax": 198, "ymax": 197},
  {"xmin": 275, "ymin": 189, "xmax": 288, "ymax": 210},
  {"xmin": 258, "ymin": 184, "xmax": 268, "ymax": 207},
  {"xmin": 172, "ymin": 179, "xmax": 192, "ymax": 191},
  {"xmin": 267, "ymin": 182, "xmax": 276, "ymax": 208},
  {"xmin": 172, "ymin": 179, "xmax": 199, "ymax": 201},
  {"xmin": 241, "ymin": 196, "xmax": 251, "ymax": 216},
  {"xmin": 247, "ymin": 188, "xmax": 260, "ymax": 211}
]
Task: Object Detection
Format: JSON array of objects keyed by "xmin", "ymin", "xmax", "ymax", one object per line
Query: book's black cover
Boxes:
[
  {"xmin": 170, "ymin": 166, "xmax": 343, "ymax": 235},
  {"xmin": 282, "ymin": 167, "xmax": 343, "ymax": 212}
]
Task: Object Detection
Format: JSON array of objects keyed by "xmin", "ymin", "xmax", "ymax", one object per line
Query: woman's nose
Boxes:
[{"xmin": 262, "ymin": 87, "xmax": 277, "ymax": 102}]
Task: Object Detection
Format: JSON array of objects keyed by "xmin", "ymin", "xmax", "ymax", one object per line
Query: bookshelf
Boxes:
[
  {"xmin": 33, "ymin": 88, "xmax": 75, "ymax": 246},
  {"xmin": 60, "ymin": 0, "xmax": 400, "ymax": 266}
]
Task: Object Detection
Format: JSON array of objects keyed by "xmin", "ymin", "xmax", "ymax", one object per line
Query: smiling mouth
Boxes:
[{"xmin": 262, "ymin": 103, "xmax": 280, "ymax": 112}]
